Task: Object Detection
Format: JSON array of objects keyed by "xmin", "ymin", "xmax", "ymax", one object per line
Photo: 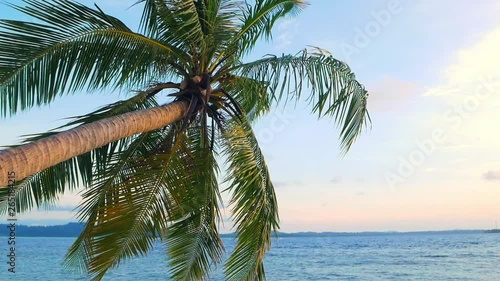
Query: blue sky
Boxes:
[{"xmin": 1, "ymin": 0, "xmax": 500, "ymax": 232}]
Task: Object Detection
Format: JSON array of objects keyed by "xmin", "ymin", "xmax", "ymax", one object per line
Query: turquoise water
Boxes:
[{"xmin": 1, "ymin": 232, "xmax": 500, "ymax": 280}]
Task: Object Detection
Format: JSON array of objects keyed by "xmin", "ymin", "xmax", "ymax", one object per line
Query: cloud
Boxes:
[
  {"xmin": 15, "ymin": 209, "xmax": 77, "ymax": 222},
  {"xmin": 355, "ymin": 177, "xmax": 365, "ymax": 183},
  {"xmin": 422, "ymin": 27, "xmax": 500, "ymax": 150},
  {"xmin": 274, "ymin": 180, "xmax": 304, "ymax": 188},
  {"xmin": 483, "ymin": 170, "xmax": 500, "ymax": 181},
  {"xmin": 274, "ymin": 19, "xmax": 298, "ymax": 50},
  {"xmin": 442, "ymin": 142, "xmax": 472, "ymax": 151},
  {"xmin": 330, "ymin": 176, "xmax": 342, "ymax": 184},
  {"xmin": 367, "ymin": 76, "xmax": 420, "ymax": 112},
  {"xmin": 45, "ymin": 206, "xmax": 77, "ymax": 212},
  {"xmin": 274, "ymin": 181, "xmax": 288, "ymax": 188},
  {"xmin": 57, "ymin": 191, "xmax": 83, "ymax": 207},
  {"xmin": 424, "ymin": 27, "xmax": 500, "ymax": 101}
]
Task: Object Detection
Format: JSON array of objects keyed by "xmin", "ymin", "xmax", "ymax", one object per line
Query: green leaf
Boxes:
[
  {"xmin": 232, "ymin": 0, "xmax": 306, "ymax": 55},
  {"xmin": 222, "ymin": 116, "xmax": 278, "ymax": 281},
  {"xmin": 235, "ymin": 48, "xmax": 370, "ymax": 152},
  {"xmin": 166, "ymin": 126, "xmax": 224, "ymax": 281},
  {"xmin": 0, "ymin": 0, "xmax": 183, "ymax": 117},
  {"xmin": 64, "ymin": 126, "xmax": 188, "ymax": 280},
  {"xmin": 220, "ymin": 74, "xmax": 271, "ymax": 120}
]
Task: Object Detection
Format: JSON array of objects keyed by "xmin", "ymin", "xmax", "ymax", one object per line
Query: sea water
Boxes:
[{"xmin": 1, "ymin": 232, "xmax": 499, "ymax": 280}]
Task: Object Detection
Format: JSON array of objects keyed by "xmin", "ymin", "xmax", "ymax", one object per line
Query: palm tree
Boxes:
[{"xmin": 0, "ymin": 0, "xmax": 369, "ymax": 280}]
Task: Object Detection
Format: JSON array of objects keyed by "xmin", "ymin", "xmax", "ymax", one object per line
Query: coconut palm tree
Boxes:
[{"xmin": 0, "ymin": 0, "xmax": 369, "ymax": 280}]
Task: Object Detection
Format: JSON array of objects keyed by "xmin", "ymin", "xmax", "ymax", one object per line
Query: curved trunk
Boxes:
[{"xmin": 0, "ymin": 101, "xmax": 189, "ymax": 187}]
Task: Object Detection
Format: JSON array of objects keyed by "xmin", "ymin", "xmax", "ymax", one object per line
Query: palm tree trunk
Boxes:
[{"xmin": 0, "ymin": 101, "xmax": 188, "ymax": 187}]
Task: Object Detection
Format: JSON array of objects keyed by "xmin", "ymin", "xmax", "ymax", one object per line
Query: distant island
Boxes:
[
  {"xmin": 1, "ymin": 222, "xmax": 84, "ymax": 237},
  {"xmin": 0, "ymin": 223, "xmax": 493, "ymax": 237},
  {"xmin": 484, "ymin": 221, "xmax": 500, "ymax": 233}
]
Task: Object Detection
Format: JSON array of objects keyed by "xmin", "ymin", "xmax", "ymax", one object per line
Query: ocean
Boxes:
[{"xmin": 2, "ymin": 232, "xmax": 500, "ymax": 280}]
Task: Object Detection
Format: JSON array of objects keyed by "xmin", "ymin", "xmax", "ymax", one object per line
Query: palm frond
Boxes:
[
  {"xmin": 139, "ymin": 0, "xmax": 240, "ymax": 74},
  {"xmin": 234, "ymin": 49, "xmax": 370, "ymax": 152},
  {"xmin": 63, "ymin": 131, "xmax": 156, "ymax": 278},
  {"xmin": 142, "ymin": 1, "xmax": 205, "ymax": 61},
  {"xmin": 0, "ymin": 0, "xmax": 184, "ymax": 117},
  {"xmin": 194, "ymin": 0, "xmax": 239, "ymax": 71},
  {"xmin": 0, "ymin": 153, "xmax": 88, "ymax": 215},
  {"xmin": 220, "ymin": 74, "xmax": 271, "ymax": 120},
  {"xmin": 137, "ymin": 0, "xmax": 165, "ymax": 38},
  {"xmin": 64, "ymin": 126, "xmax": 190, "ymax": 280},
  {"xmin": 233, "ymin": 0, "xmax": 306, "ymax": 54},
  {"xmin": 166, "ymin": 126, "xmax": 224, "ymax": 281},
  {"xmin": 222, "ymin": 116, "xmax": 278, "ymax": 281}
]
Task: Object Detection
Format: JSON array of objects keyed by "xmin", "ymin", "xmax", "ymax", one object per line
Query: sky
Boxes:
[{"xmin": 0, "ymin": 0, "xmax": 500, "ymax": 232}]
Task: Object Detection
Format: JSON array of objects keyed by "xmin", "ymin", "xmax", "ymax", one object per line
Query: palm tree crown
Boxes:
[{"xmin": 0, "ymin": 0, "xmax": 370, "ymax": 280}]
